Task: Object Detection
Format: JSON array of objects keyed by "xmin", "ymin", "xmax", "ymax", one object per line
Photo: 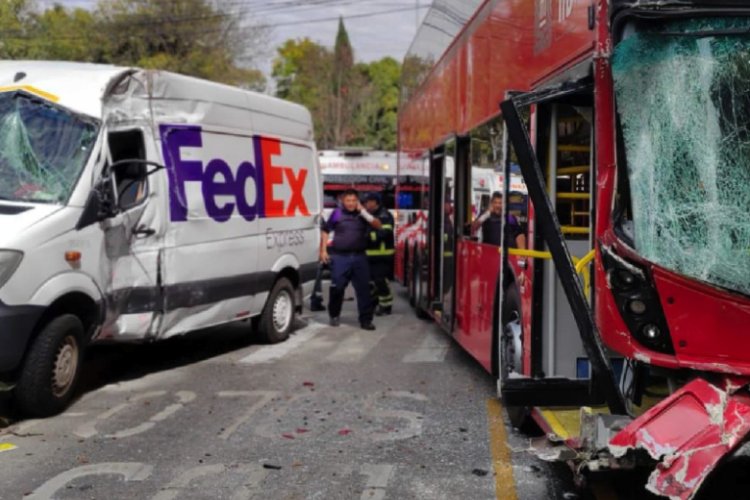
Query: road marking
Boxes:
[
  {"xmin": 360, "ymin": 464, "xmax": 395, "ymax": 500},
  {"xmin": 151, "ymin": 463, "xmax": 268, "ymax": 500},
  {"xmin": 325, "ymin": 313, "xmax": 402, "ymax": 363},
  {"xmin": 325, "ymin": 329, "xmax": 387, "ymax": 363},
  {"xmin": 402, "ymin": 330, "xmax": 450, "ymax": 363},
  {"xmin": 239, "ymin": 321, "xmax": 326, "ymax": 364},
  {"xmin": 216, "ymin": 391, "xmax": 279, "ymax": 440},
  {"xmin": 75, "ymin": 391, "xmax": 196, "ymax": 439},
  {"xmin": 27, "ymin": 462, "xmax": 153, "ymax": 500},
  {"xmin": 487, "ymin": 399, "xmax": 518, "ymax": 500},
  {"xmin": 0, "ymin": 443, "xmax": 17, "ymax": 453},
  {"xmin": 363, "ymin": 391, "xmax": 427, "ymax": 442}
]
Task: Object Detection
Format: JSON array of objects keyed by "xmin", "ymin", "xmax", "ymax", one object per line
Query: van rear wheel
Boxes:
[
  {"xmin": 258, "ymin": 278, "xmax": 295, "ymax": 344},
  {"xmin": 15, "ymin": 314, "xmax": 85, "ymax": 417}
]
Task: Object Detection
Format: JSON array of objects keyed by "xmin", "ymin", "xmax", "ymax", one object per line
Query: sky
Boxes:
[{"xmin": 42, "ymin": 0, "xmax": 430, "ymax": 73}]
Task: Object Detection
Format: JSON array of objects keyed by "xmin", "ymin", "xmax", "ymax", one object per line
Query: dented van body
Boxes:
[{"xmin": 0, "ymin": 61, "xmax": 321, "ymax": 416}]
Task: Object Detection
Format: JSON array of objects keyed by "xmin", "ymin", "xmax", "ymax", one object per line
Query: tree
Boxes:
[
  {"xmin": 272, "ymin": 24, "xmax": 403, "ymax": 151},
  {"xmin": 360, "ymin": 57, "xmax": 401, "ymax": 150},
  {"xmin": 0, "ymin": 0, "xmax": 267, "ymax": 91},
  {"xmin": 272, "ymin": 38, "xmax": 334, "ymax": 148},
  {"xmin": 96, "ymin": 0, "xmax": 268, "ymax": 90},
  {"xmin": 332, "ymin": 16, "xmax": 355, "ymax": 147}
]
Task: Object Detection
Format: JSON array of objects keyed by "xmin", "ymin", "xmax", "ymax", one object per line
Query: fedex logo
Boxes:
[{"xmin": 160, "ymin": 125, "xmax": 310, "ymax": 222}]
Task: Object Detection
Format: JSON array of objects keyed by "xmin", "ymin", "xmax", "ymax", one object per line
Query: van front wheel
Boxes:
[
  {"xmin": 258, "ymin": 278, "xmax": 295, "ymax": 344},
  {"xmin": 15, "ymin": 314, "xmax": 85, "ymax": 417}
]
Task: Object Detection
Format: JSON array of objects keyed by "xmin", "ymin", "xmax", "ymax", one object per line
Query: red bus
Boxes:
[{"xmin": 399, "ymin": 1, "xmax": 750, "ymax": 498}]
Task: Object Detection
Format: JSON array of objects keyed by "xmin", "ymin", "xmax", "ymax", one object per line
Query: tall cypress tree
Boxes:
[{"xmin": 332, "ymin": 16, "xmax": 354, "ymax": 146}]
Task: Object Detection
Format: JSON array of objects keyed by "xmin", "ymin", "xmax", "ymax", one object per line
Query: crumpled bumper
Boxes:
[{"xmin": 609, "ymin": 377, "xmax": 750, "ymax": 500}]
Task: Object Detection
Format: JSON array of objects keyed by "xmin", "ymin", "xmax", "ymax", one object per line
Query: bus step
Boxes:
[{"xmin": 501, "ymin": 377, "xmax": 604, "ymax": 407}]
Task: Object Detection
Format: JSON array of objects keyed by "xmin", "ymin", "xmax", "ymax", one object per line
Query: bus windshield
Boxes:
[
  {"xmin": 613, "ymin": 17, "xmax": 750, "ymax": 296},
  {"xmin": 0, "ymin": 92, "xmax": 98, "ymax": 204}
]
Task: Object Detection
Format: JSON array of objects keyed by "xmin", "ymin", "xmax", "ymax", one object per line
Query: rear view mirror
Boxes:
[{"xmin": 75, "ymin": 180, "xmax": 116, "ymax": 231}]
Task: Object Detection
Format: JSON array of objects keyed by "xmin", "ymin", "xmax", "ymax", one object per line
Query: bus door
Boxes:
[
  {"xmin": 427, "ymin": 138, "xmax": 469, "ymax": 331},
  {"xmin": 499, "ymin": 81, "xmax": 627, "ymax": 417},
  {"xmin": 542, "ymin": 103, "xmax": 595, "ymax": 381}
]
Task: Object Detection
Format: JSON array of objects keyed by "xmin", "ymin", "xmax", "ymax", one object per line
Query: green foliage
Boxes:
[
  {"xmin": 273, "ymin": 24, "xmax": 402, "ymax": 151},
  {"xmin": 0, "ymin": 0, "xmax": 267, "ymax": 90},
  {"xmin": 272, "ymin": 38, "xmax": 335, "ymax": 147}
]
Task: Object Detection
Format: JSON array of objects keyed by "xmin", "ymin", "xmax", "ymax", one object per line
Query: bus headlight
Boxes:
[{"xmin": 0, "ymin": 251, "xmax": 23, "ymax": 289}]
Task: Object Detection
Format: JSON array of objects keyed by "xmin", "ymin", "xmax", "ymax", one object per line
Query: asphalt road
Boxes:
[{"xmin": 0, "ymin": 287, "xmax": 586, "ymax": 500}]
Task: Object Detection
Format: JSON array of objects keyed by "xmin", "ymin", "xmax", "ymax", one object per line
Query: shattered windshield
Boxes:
[
  {"xmin": 613, "ymin": 17, "xmax": 750, "ymax": 296},
  {"xmin": 0, "ymin": 92, "xmax": 98, "ymax": 204}
]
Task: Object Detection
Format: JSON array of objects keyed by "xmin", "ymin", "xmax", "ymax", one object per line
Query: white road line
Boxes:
[
  {"xmin": 238, "ymin": 321, "xmax": 326, "ymax": 365},
  {"xmin": 402, "ymin": 330, "xmax": 450, "ymax": 363},
  {"xmin": 325, "ymin": 330, "xmax": 387, "ymax": 363},
  {"xmin": 325, "ymin": 314, "xmax": 401, "ymax": 363},
  {"xmin": 28, "ymin": 463, "xmax": 153, "ymax": 500},
  {"xmin": 360, "ymin": 464, "xmax": 396, "ymax": 500}
]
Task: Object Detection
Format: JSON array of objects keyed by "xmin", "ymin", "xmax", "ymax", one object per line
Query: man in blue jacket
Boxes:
[{"xmin": 320, "ymin": 189, "xmax": 382, "ymax": 330}]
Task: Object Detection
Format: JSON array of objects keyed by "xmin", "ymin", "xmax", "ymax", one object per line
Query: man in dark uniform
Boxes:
[
  {"xmin": 320, "ymin": 189, "xmax": 382, "ymax": 330},
  {"xmin": 472, "ymin": 191, "xmax": 526, "ymax": 248},
  {"xmin": 364, "ymin": 193, "xmax": 395, "ymax": 316}
]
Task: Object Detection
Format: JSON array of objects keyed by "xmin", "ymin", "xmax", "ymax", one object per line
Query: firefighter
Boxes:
[{"xmin": 364, "ymin": 193, "xmax": 395, "ymax": 316}]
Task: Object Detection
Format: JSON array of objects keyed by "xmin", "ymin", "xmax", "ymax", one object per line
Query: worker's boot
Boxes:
[{"xmin": 375, "ymin": 305, "xmax": 392, "ymax": 316}]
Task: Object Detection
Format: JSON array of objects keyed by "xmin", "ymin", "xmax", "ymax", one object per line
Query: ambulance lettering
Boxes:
[{"xmin": 160, "ymin": 124, "xmax": 311, "ymax": 223}]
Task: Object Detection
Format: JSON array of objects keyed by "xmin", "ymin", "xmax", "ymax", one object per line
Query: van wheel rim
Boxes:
[
  {"xmin": 273, "ymin": 290, "xmax": 293, "ymax": 333},
  {"xmin": 52, "ymin": 336, "xmax": 78, "ymax": 398}
]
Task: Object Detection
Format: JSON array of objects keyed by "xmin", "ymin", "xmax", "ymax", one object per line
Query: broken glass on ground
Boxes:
[{"xmin": 613, "ymin": 17, "xmax": 750, "ymax": 297}]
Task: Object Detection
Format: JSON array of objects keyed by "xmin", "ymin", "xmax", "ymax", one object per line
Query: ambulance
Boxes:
[{"xmin": 0, "ymin": 61, "xmax": 321, "ymax": 416}]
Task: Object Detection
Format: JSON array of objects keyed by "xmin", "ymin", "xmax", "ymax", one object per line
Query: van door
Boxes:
[
  {"xmin": 255, "ymin": 137, "xmax": 319, "ymax": 310},
  {"xmin": 100, "ymin": 129, "xmax": 163, "ymax": 340},
  {"xmin": 157, "ymin": 124, "xmax": 261, "ymax": 337}
]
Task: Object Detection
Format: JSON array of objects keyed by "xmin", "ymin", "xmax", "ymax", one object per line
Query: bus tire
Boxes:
[
  {"xmin": 414, "ymin": 254, "xmax": 431, "ymax": 320},
  {"xmin": 15, "ymin": 314, "xmax": 85, "ymax": 417},
  {"xmin": 501, "ymin": 284, "xmax": 532, "ymax": 429},
  {"xmin": 258, "ymin": 277, "xmax": 296, "ymax": 344}
]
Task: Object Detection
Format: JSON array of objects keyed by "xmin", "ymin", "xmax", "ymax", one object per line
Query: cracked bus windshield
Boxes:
[
  {"xmin": 613, "ymin": 17, "xmax": 750, "ymax": 296},
  {"xmin": 0, "ymin": 92, "xmax": 98, "ymax": 204}
]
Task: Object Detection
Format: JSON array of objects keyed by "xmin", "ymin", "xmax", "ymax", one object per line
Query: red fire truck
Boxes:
[{"xmin": 399, "ymin": 1, "xmax": 750, "ymax": 498}]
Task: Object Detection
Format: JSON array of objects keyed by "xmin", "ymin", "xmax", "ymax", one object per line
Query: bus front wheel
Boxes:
[{"xmin": 501, "ymin": 285, "xmax": 532, "ymax": 429}]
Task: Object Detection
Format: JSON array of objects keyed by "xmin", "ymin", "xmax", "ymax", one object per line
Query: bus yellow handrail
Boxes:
[
  {"xmin": 574, "ymin": 249, "xmax": 596, "ymax": 274},
  {"xmin": 503, "ymin": 247, "xmax": 596, "ymax": 299}
]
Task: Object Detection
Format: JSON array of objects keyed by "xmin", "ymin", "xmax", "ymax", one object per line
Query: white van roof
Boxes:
[{"xmin": 0, "ymin": 61, "xmax": 313, "ymax": 141}]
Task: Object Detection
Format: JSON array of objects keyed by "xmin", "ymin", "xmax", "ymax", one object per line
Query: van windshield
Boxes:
[
  {"xmin": 0, "ymin": 92, "xmax": 98, "ymax": 204},
  {"xmin": 613, "ymin": 17, "xmax": 750, "ymax": 296}
]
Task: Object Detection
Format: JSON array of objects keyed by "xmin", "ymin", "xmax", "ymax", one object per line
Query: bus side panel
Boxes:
[{"xmin": 454, "ymin": 239, "xmax": 499, "ymax": 373}]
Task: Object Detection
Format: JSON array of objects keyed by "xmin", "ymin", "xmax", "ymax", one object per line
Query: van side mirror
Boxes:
[{"xmin": 75, "ymin": 179, "xmax": 116, "ymax": 231}]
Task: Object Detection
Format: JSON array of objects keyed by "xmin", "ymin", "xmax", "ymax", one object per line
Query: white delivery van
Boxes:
[{"xmin": 0, "ymin": 61, "xmax": 321, "ymax": 416}]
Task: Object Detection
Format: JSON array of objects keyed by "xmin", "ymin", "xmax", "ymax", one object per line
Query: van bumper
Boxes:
[{"xmin": 0, "ymin": 301, "xmax": 44, "ymax": 373}]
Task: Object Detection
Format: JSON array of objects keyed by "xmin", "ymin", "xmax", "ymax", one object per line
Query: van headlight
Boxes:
[{"xmin": 0, "ymin": 251, "xmax": 23, "ymax": 288}]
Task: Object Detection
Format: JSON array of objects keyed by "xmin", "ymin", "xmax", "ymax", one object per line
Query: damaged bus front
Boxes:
[
  {"xmin": 592, "ymin": 2, "xmax": 750, "ymax": 498},
  {"xmin": 0, "ymin": 62, "xmax": 321, "ymax": 418}
]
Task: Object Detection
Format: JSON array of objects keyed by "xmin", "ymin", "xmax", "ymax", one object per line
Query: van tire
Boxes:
[
  {"xmin": 258, "ymin": 278, "xmax": 295, "ymax": 344},
  {"xmin": 15, "ymin": 314, "xmax": 85, "ymax": 417}
]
